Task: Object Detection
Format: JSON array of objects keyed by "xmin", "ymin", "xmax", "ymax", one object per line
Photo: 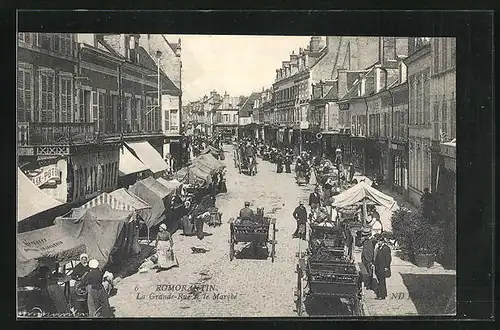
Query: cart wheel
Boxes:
[
  {"xmin": 271, "ymin": 223, "xmax": 276, "ymax": 262},
  {"xmin": 296, "ymin": 263, "xmax": 303, "ymax": 316}
]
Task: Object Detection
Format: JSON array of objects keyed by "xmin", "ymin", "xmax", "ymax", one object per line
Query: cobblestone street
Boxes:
[{"xmin": 110, "ymin": 145, "xmax": 312, "ymax": 317}]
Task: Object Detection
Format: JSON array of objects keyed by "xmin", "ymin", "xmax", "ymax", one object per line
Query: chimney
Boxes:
[
  {"xmin": 310, "ymin": 36, "xmax": 324, "ymax": 52},
  {"xmin": 103, "ymin": 34, "xmax": 128, "ymax": 57}
]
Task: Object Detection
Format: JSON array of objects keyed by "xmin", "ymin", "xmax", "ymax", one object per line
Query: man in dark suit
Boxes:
[
  {"xmin": 292, "ymin": 201, "xmax": 308, "ymax": 239},
  {"xmin": 309, "ymin": 187, "xmax": 321, "ymax": 211},
  {"xmin": 361, "ymin": 230, "xmax": 376, "ymax": 290},
  {"xmin": 373, "ymin": 235, "xmax": 392, "ymax": 299},
  {"xmin": 239, "ymin": 201, "xmax": 254, "ymax": 220}
]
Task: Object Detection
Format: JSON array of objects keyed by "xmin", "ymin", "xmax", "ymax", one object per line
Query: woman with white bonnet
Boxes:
[
  {"xmin": 71, "ymin": 253, "xmax": 90, "ymax": 281},
  {"xmin": 154, "ymin": 224, "xmax": 178, "ymax": 271},
  {"xmin": 80, "ymin": 259, "xmax": 114, "ymax": 317}
]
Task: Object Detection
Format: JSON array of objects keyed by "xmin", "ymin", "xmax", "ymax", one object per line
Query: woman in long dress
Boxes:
[{"xmin": 155, "ymin": 224, "xmax": 178, "ymax": 270}]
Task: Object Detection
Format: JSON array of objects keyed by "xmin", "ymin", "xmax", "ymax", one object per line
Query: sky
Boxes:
[{"xmin": 167, "ymin": 35, "xmax": 311, "ymax": 104}]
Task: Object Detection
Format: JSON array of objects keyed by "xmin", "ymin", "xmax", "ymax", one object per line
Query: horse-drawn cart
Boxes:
[
  {"xmin": 228, "ymin": 209, "xmax": 277, "ymax": 262},
  {"xmin": 236, "ymin": 149, "xmax": 257, "ymax": 176},
  {"xmin": 295, "ymin": 224, "xmax": 363, "ymax": 316}
]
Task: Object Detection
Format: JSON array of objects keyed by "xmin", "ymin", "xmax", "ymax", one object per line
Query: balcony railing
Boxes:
[
  {"xmin": 18, "ymin": 121, "xmax": 165, "ymax": 146},
  {"xmin": 19, "ymin": 122, "xmax": 98, "ymax": 146}
]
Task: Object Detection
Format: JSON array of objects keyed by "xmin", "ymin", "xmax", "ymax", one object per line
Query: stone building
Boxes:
[
  {"xmin": 404, "ymin": 37, "xmax": 432, "ymax": 207},
  {"xmin": 213, "ymin": 92, "xmax": 240, "ymax": 142},
  {"xmin": 430, "ymin": 37, "xmax": 456, "ymax": 269},
  {"xmin": 17, "ymin": 33, "xmax": 178, "ymax": 212}
]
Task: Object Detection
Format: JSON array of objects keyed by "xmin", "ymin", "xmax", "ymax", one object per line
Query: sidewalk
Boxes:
[{"xmin": 355, "ymin": 248, "xmax": 456, "ymax": 316}]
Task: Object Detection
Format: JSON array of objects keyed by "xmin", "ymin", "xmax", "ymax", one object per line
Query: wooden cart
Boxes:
[
  {"xmin": 228, "ymin": 215, "xmax": 277, "ymax": 262},
  {"xmin": 295, "ymin": 224, "xmax": 363, "ymax": 316}
]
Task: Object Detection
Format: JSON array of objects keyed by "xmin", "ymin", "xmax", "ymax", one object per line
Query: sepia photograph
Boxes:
[{"xmin": 17, "ymin": 32, "xmax": 457, "ymax": 318}]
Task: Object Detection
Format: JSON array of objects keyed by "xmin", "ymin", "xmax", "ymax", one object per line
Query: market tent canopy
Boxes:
[
  {"xmin": 174, "ymin": 167, "xmax": 209, "ymax": 186},
  {"xmin": 156, "ymin": 177, "xmax": 182, "ymax": 195},
  {"xmin": 17, "ymin": 225, "xmax": 86, "ymax": 278},
  {"xmin": 110, "ymin": 188, "xmax": 151, "ymax": 211},
  {"xmin": 54, "ymin": 204, "xmax": 134, "ymax": 268},
  {"xmin": 128, "ymin": 177, "xmax": 168, "ymax": 228},
  {"xmin": 192, "ymin": 154, "xmax": 225, "ymax": 172},
  {"xmin": 119, "ymin": 146, "xmax": 150, "ymax": 177},
  {"xmin": 202, "ymin": 145, "xmax": 222, "ymax": 157},
  {"xmin": 79, "ymin": 192, "xmax": 138, "ymax": 214},
  {"xmin": 17, "ymin": 168, "xmax": 63, "ymax": 222},
  {"xmin": 125, "ymin": 141, "xmax": 169, "ymax": 174},
  {"xmin": 331, "ymin": 181, "xmax": 396, "ymax": 209},
  {"xmin": 189, "ymin": 165, "xmax": 212, "ymax": 183}
]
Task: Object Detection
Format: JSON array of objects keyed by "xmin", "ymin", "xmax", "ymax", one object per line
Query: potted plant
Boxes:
[
  {"xmin": 390, "ymin": 207, "xmax": 415, "ymax": 261},
  {"xmin": 410, "ymin": 220, "xmax": 444, "ymax": 268}
]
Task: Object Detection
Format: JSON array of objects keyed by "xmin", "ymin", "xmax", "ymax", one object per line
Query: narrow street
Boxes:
[{"xmin": 110, "ymin": 145, "xmax": 313, "ymax": 317}]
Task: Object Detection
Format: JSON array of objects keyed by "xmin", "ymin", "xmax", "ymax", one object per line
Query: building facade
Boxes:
[
  {"xmin": 405, "ymin": 38, "xmax": 432, "ymax": 207},
  {"xmin": 213, "ymin": 93, "xmax": 240, "ymax": 141},
  {"xmin": 17, "ymin": 33, "xmax": 181, "ymax": 206},
  {"xmin": 430, "ymin": 37, "xmax": 456, "ymax": 268}
]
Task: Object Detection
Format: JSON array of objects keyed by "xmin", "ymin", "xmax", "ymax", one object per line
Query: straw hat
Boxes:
[
  {"xmin": 159, "ymin": 223, "xmax": 167, "ymax": 231},
  {"xmin": 89, "ymin": 259, "xmax": 99, "ymax": 269}
]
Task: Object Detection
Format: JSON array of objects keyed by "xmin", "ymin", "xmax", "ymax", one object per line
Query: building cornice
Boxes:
[
  {"xmin": 19, "ymin": 43, "xmax": 79, "ymax": 63},
  {"xmin": 404, "ymin": 45, "xmax": 431, "ymax": 64}
]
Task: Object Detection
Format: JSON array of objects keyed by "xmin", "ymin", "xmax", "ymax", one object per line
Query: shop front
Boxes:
[
  {"xmin": 389, "ymin": 140, "xmax": 409, "ymax": 195},
  {"xmin": 349, "ymin": 137, "xmax": 367, "ymax": 174},
  {"xmin": 435, "ymin": 142, "xmax": 456, "ymax": 269}
]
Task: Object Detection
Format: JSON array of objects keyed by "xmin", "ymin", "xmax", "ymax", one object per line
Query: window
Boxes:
[
  {"xmin": 37, "ymin": 33, "xmax": 53, "ymax": 51},
  {"xmin": 136, "ymin": 98, "xmax": 142, "ymax": 131},
  {"xmin": 450, "ymin": 100, "xmax": 456, "ymax": 140},
  {"xmin": 442, "ymin": 38, "xmax": 448, "ymax": 70},
  {"xmin": 423, "ymin": 73, "xmax": 430, "ymax": 124},
  {"xmin": 98, "ymin": 91, "xmax": 106, "ymax": 133},
  {"xmin": 39, "ymin": 68, "xmax": 55, "ymax": 122},
  {"xmin": 153, "ymin": 97, "xmax": 159, "ymax": 131},
  {"xmin": 433, "ymin": 39, "xmax": 440, "ymax": 74},
  {"xmin": 18, "ymin": 33, "xmax": 32, "ymax": 45},
  {"xmin": 60, "ymin": 34, "xmax": 73, "ymax": 56},
  {"xmin": 451, "ymin": 39, "xmax": 456, "ymax": 67},
  {"xmin": 433, "ymin": 103, "xmax": 440, "ymax": 140},
  {"xmin": 18, "ymin": 65, "xmax": 33, "ymax": 122},
  {"xmin": 59, "ymin": 75, "xmax": 73, "ymax": 123},
  {"xmin": 145, "ymin": 97, "xmax": 152, "ymax": 131},
  {"xmin": 441, "ymin": 101, "xmax": 448, "ymax": 138},
  {"xmin": 105, "ymin": 93, "xmax": 113, "ymax": 133}
]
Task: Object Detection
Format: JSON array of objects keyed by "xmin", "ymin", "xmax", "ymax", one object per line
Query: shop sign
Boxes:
[{"xmin": 28, "ymin": 165, "xmax": 60, "ymax": 187}]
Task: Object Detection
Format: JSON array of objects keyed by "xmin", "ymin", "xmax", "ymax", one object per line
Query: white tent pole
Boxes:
[{"xmin": 362, "ymin": 198, "xmax": 368, "ymax": 227}]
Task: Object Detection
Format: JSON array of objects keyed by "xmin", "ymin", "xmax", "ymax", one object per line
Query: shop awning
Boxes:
[
  {"xmin": 125, "ymin": 141, "xmax": 169, "ymax": 174},
  {"xmin": 17, "ymin": 225, "xmax": 86, "ymax": 278},
  {"xmin": 78, "ymin": 192, "xmax": 138, "ymax": 214},
  {"xmin": 119, "ymin": 146, "xmax": 150, "ymax": 177},
  {"xmin": 109, "ymin": 188, "xmax": 151, "ymax": 211},
  {"xmin": 17, "ymin": 168, "xmax": 63, "ymax": 222}
]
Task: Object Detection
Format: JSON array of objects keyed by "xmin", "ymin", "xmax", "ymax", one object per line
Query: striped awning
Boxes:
[
  {"xmin": 79, "ymin": 192, "xmax": 137, "ymax": 212},
  {"xmin": 109, "ymin": 188, "xmax": 151, "ymax": 211}
]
